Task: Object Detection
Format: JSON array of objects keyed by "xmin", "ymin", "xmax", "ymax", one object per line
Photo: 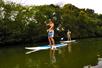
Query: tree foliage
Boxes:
[{"xmin": 0, "ymin": 1, "xmax": 102, "ymax": 45}]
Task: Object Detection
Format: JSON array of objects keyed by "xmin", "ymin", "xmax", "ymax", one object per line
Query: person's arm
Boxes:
[{"xmin": 49, "ymin": 23, "xmax": 54, "ymax": 30}]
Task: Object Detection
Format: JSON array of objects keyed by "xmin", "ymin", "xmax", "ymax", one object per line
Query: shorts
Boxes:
[{"xmin": 48, "ymin": 31, "xmax": 54, "ymax": 38}]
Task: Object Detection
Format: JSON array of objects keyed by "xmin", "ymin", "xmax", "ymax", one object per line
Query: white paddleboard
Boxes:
[
  {"xmin": 25, "ymin": 43, "xmax": 67, "ymax": 54},
  {"xmin": 25, "ymin": 43, "xmax": 67, "ymax": 50},
  {"xmin": 60, "ymin": 40, "xmax": 76, "ymax": 43}
]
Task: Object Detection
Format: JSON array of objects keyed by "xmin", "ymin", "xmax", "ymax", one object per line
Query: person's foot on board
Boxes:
[
  {"xmin": 48, "ymin": 44, "xmax": 51, "ymax": 47},
  {"xmin": 51, "ymin": 46, "xmax": 57, "ymax": 50}
]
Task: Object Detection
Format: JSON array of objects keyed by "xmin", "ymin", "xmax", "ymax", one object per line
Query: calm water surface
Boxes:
[{"xmin": 0, "ymin": 38, "xmax": 102, "ymax": 68}]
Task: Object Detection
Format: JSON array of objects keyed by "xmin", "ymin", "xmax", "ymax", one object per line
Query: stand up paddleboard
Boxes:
[
  {"xmin": 25, "ymin": 40, "xmax": 76, "ymax": 54},
  {"xmin": 25, "ymin": 43, "xmax": 67, "ymax": 54},
  {"xmin": 60, "ymin": 40, "xmax": 76, "ymax": 43},
  {"xmin": 25, "ymin": 43, "xmax": 67, "ymax": 50}
]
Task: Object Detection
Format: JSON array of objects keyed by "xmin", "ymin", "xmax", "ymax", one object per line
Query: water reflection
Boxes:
[
  {"xmin": 58, "ymin": 42, "xmax": 72, "ymax": 55},
  {"xmin": 83, "ymin": 55, "xmax": 102, "ymax": 68},
  {"xmin": 50, "ymin": 48, "xmax": 56, "ymax": 64},
  {"xmin": 49, "ymin": 48, "xmax": 61, "ymax": 68},
  {"xmin": 67, "ymin": 42, "xmax": 72, "ymax": 53},
  {"xmin": 1, "ymin": 38, "xmax": 102, "ymax": 68},
  {"xmin": 0, "ymin": 47, "xmax": 25, "ymax": 68}
]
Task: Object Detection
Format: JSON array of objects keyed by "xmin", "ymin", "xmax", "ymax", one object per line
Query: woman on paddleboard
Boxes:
[
  {"xmin": 67, "ymin": 29, "xmax": 71, "ymax": 41},
  {"xmin": 47, "ymin": 18, "xmax": 56, "ymax": 49}
]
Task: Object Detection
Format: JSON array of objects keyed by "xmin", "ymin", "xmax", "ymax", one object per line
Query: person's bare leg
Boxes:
[
  {"xmin": 51, "ymin": 37, "xmax": 56, "ymax": 49},
  {"xmin": 51, "ymin": 38, "xmax": 55, "ymax": 45},
  {"xmin": 69, "ymin": 36, "xmax": 71, "ymax": 41},
  {"xmin": 68, "ymin": 36, "xmax": 71, "ymax": 41},
  {"xmin": 48, "ymin": 37, "xmax": 52, "ymax": 46}
]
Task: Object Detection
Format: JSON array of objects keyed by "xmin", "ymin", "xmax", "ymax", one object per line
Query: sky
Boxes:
[{"xmin": 4, "ymin": 0, "xmax": 102, "ymax": 14}]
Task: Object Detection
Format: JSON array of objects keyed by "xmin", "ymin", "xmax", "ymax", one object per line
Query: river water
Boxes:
[{"xmin": 0, "ymin": 38, "xmax": 102, "ymax": 68}]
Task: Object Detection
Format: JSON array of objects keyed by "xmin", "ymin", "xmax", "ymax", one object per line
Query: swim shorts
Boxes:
[{"xmin": 48, "ymin": 31, "xmax": 54, "ymax": 38}]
